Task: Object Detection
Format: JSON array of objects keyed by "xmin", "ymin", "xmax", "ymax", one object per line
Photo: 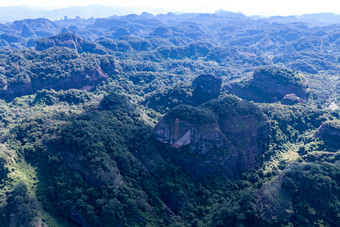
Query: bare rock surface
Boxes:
[
  {"xmin": 227, "ymin": 67, "xmax": 309, "ymax": 103},
  {"xmin": 154, "ymin": 95, "xmax": 271, "ymax": 177}
]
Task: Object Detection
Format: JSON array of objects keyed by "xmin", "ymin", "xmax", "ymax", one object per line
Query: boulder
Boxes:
[
  {"xmin": 281, "ymin": 93, "xmax": 304, "ymax": 105},
  {"xmin": 314, "ymin": 120, "xmax": 340, "ymax": 149}
]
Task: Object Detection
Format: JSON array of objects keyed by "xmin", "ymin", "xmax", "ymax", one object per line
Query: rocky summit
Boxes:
[
  {"xmin": 227, "ymin": 67, "xmax": 309, "ymax": 103},
  {"xmin": 192, "ymin": 73, "xmax": 222, "ymax": 105},
  {"xmin": 154, "ymin": 96, "xmax": 271, "ymax": 177},
  {"xmin": 314, "ymin": 120, "xmax": 340, "ymax": 149}
]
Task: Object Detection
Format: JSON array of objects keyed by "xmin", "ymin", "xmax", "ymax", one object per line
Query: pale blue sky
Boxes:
[{"xmin": 0, "ymin": 0, "xmax": 339, "ymax": 16}]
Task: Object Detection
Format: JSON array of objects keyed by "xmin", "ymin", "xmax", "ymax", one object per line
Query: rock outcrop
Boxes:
[
  {"xmin": 35, "ymin": 33, "xmax": 108, "ymax": 55},
  {"xmin": 0, "ymin": 64, "xmax": 114, "ymax": 100},
  {"xmin": 0, "ymin": 48, "xmax": 118, "ymax": 100},
  {"xmin": 227, "ymin": 67, "xmax": 309, "ymax": 103},
  {"xmin": 144, "ymin": 73, "xmax": 222, "ymax": 113},
  {"xmin": 281, "ymin": 93, "xmax": 305, "ymax": 105},
  {"xmin": 314, "ymin": 120, "xmax": 340, "ymax": 149},
  {"xmin": 192, "ymin": 73, "xmax": 222, "ymax": 105},
  {"xmin": 153, "ymin": 96, "xmax": 271, "ymax": 178},
  {"xmin": 327, "ymin": 101, "xmax": 339, "ymax": 110}
]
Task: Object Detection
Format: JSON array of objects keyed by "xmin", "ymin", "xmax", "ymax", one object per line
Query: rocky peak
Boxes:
[
  {"xmin": 281, "ymin": 93, "xmax": 305, "ymax": 105},
  {"xmin": 192, "ymin": 73, "xmax": 222, "ymax": 105},
  {"xmin": 153, "ymin": 96, "xmax": 271, "ymax": 178},
  {"xmin": 314, "ymin": 120, "xmax": 340, "ymax": 149},
  {"xmin": 227, "ymin": 67, "xmax": 309, "ymax": 103}
]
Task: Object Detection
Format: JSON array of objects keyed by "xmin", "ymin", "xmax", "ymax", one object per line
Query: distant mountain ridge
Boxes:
[
  {"xmin": 0, "ymin": 5, "xmax": 167, "ymax": 22},
  {"xmin": 0, "ymin": 5, "xmax": 340, "ymax": 26}
]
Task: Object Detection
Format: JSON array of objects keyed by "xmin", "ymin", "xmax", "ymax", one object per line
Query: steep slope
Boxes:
[
  {"xmin": 314, "ymin": 120, "xmax": 340, "ymax": 149},
  {"xmin": 0, "ymin": 47, "xmax": 118, "ymax": 100},
  {"xmin": 227, "ymin": 67, "xmax": 309, "ymax": 103},
  {"xmin": 35, "ymin": 33, "xmax": 108, "ymax": 55},
  {"xmin": 258, "ymin": 162, "xmax": 340, "ymax": 226},
  {"xmin": 154, "ymin": 96, "xmax": 271, "ymax": 177}
]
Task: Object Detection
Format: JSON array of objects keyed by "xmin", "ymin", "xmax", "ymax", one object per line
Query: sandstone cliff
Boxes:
[
  {"xmin": 281, "ymin": 93, "xmax": 305, "ymax": 105},
  {"xmin": 153, "ymin": 96, "xmax": 271, "ymax": 177},
  {"xmin": 0, "ymin": 48, "xmax": 118, "ymax": 100},
  {"xmin": 145, "ymin": 73, "xmax": 222, "ymax": 113},
  {"xmin": 227, "ymin": 67, "xmax": 309, "ymax": 103},
  {"xmin": 192, "ymin": 73, "xmax": 222, "ymax": 105}
]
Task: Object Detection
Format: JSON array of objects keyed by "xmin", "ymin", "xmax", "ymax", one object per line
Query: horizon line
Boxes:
[{"xmin": 0, "ymin": 4, "xmax": 339, "ymax": 18}]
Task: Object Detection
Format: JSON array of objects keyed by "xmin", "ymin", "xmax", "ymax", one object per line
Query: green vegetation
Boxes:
[
  {"xmin": 255, "ymin": 67, "xmax": 308, "ymax": 87},
  {"xmin": 0, "ymin": 11, "xmax": 339, "ymax": 227},
  {"xmin": 165, "ymin": 104, "xmax": 217, "ymax": 124}
]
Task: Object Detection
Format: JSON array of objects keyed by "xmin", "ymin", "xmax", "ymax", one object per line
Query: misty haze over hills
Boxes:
[
  {"xmin": 0, "ymin": 2, "xmax": 339, "ymax": 226},
  {"xmin": 0, "ymin": 5, "xmax": 340, "ymax": 26}
]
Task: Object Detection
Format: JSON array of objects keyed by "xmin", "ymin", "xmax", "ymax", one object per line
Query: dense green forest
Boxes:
[{"xmin": 0, "ymin": 10, "xmax": 339, "ymax": 227}]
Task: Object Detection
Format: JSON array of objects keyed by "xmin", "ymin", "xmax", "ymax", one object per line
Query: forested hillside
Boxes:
[{"xmin": 0, "ymin": 11, "xmax": 339, "ymax": 227}]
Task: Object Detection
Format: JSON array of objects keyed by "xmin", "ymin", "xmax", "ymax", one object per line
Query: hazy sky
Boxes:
[{"xmin": 0, "ymin": 0, "xmax": 339, "ymax": 16}]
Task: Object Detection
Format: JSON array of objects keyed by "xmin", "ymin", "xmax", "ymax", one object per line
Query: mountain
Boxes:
[
  {"xmin": 0, "ymin": 5, "xmax": 167, "ymax": 22},
  {"xmin": 0, "ymin": 10, "xmax": 339, "ymax": 227}
]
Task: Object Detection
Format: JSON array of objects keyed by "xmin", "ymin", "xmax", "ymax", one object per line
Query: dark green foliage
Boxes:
[
  {"xmin": 0, "ymin": 47, "xmax": 117, "ymax": 100},
  {"xmin": 1, "ymin": 182, "xmax": 43, "ymax": 227},
  {"xmin": 281, "ymin": 162, "xmax": 340, "ymax": 226},
  {"xmin": 165, "ymin": 104, "xmax": 217, "ymax": 124},
  {"xmin": 33, "ymin": 89, "xmax": 93, "ymax": 105},
  {"xmin": 144, "ymin": 85, "xmax": 193, "ymax": 113},
  {"xmin": 0, "ymin": 11, "xmax": 339, "ymax": 227},
  {"xmin": 255, "ymin": 67, "xmax": 308, "ymax": 86},
  {"xmin": 202, "ymin": 95, "xmax": 267, "ymax": 122},
  {"xmin": 100, "ymin": 92, "xmax": 134, "ymax": 111}
]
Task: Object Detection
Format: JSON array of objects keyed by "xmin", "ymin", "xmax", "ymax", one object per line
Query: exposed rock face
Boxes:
[
  {"xmin": 153, "ymin": 96, "xmax": 271, "ymax": 178},
  {"xmin": 314, "ymin": 120, "xmax": 340, "ymax": 148},
  {"xmin": 0, "ymin": 64, "xmax": 115, "ymax": 100},
  {"xmin": 192, "ymin": 73, "xmax": 222, "ymax": 105},
  {"xmin": 227, "ymin": 67, "xmax": 309, "ymax": 103},
  {"xmin": 35, "ymin": 33, "xmax": 108, "ymax": 54},
  {"xmin": 144, "ymin": 73, "xmax": 222, "ymax": 113},
  {"xmin": 0, "ymin": 47, "xmax": 118, "ymax": 100},
  {"xmin": 281, "ymin": 93, "xmax": 304, "ymax": 105},
  {"xmin": 327, "ymin": 101, "xmax": 339, "ymax": 110}
]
